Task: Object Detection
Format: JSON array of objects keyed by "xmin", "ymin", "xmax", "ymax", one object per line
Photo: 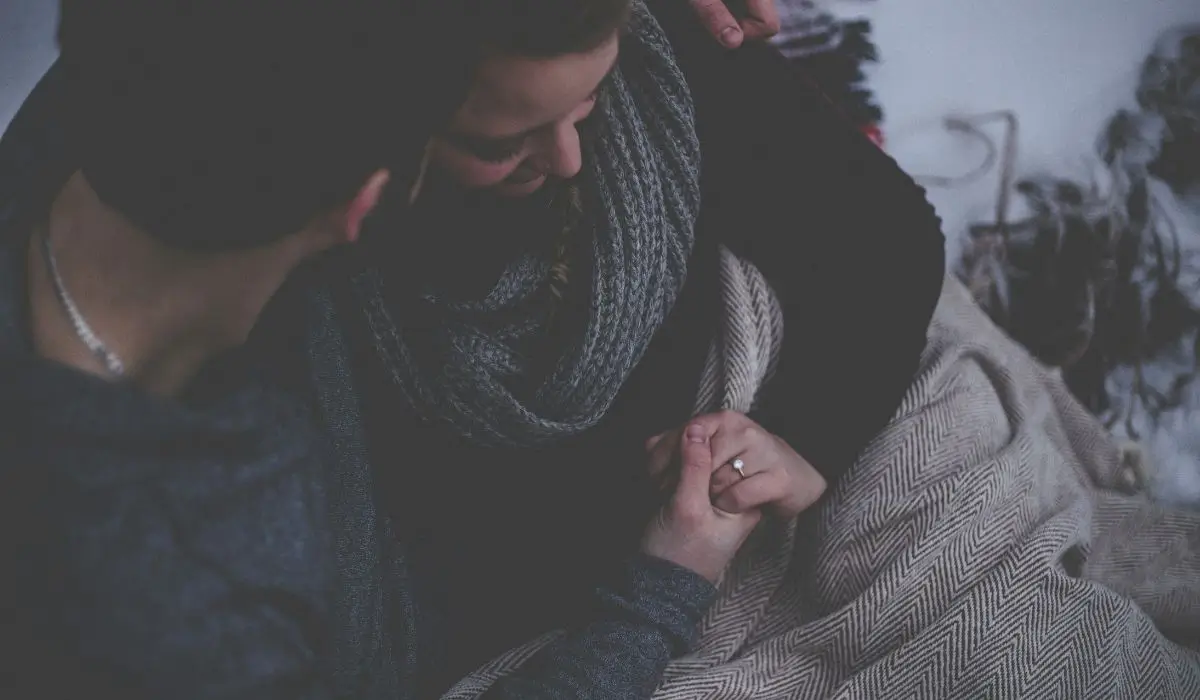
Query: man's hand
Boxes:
[{"xmin": 688, "ymin": 0, "xmax": 781, "ymax": 49}]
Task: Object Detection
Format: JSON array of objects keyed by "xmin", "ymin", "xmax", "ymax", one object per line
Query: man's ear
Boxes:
[{"xmin": 341, "ymin": 169, "xmax": 391, "ymax": 243}]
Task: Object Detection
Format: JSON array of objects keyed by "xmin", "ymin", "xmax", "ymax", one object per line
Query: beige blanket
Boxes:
[{"xmin": 445, "ymin": 275, "xmax": 1200, "ymax": 698}]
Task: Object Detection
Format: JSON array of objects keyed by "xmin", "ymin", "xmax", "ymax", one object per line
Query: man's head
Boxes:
[
  {"xmin": 56, "ymin": 0, "xmax": 472, "ymax": 252},
  {"xmin": 430, "ymin": 0, "xmax": 632, "ymax": 197}
]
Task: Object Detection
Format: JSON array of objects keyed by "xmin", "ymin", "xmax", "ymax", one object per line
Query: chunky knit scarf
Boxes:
[{"xmin": 354, "ymin": 2, "xmax": 701, "ymax": 447}]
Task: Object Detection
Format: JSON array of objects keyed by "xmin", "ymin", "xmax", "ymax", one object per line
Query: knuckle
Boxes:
[
  {"xmin": 727, "ymin": 486, "xmax": 753, "ymax": 513},
  {"xmin": 808, "ymin": 473, "xmax": 829, "ymax": 501},
  {"xmin": 716, "ymin": 409, "xmax": 742, "ymax": 424},
  {"xmin": 788, "ymin": 474, "xmax": 828, "ymax": 514}
]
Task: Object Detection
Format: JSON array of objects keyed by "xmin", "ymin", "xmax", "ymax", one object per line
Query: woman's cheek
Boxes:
[{"xmin": 429, "ymin": 142, "xmax": 519, "ymax": 189}]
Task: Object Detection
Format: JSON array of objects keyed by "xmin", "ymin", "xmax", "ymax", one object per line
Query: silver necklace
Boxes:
[{"xmin": 40, "ymin": 229, "xmax": 126, "ymax": 376}]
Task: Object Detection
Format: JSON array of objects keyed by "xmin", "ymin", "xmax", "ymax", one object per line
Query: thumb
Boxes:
[
  {"xmin": 689, "ymin": 0, "xmax": 744, "ymax": 48},
  {"xmin": 674, "ymin": 423, "xmax": 716, "ymax": 506}
]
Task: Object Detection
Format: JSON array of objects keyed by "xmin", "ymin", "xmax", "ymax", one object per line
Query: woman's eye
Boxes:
[
  {"xmin": 471, "ymin": 142, "xmax": 523, "ymax": 164},
  {"xmin": 443, "ymin": 132, "xmax": 525, "ymax": 164}
]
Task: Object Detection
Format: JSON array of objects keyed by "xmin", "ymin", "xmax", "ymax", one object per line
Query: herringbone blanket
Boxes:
[{"xmin": 443, "ymin": 275, "xmax": 1200, "ymax": 699}]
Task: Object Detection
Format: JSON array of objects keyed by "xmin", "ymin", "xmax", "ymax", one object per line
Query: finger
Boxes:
[
  {"xmin": 689, "ymin": 0, "xmax": 744, "ymax": 48},
  {"xmin": 709, "ymin": 415, "xmax": 765, "ymax": 472},
  {"xmin": 709, "ymin": 457, "xmax": 753, "ymax": 496},
  {"xmin": 713, "ymin": 469, "xmax": 789, "ymax": 514},
  {"xmin": 644, "ymin": 431, "xmax": 669, "ymax": 452},
  {"xmin": 772, "ymin": 463, "xmax": 827, "ymax": 519},
  {"xmin": 673, "ymin": 422, "xmax": 717, "ymax": 507},
  {"xmin": 717, "ymin": 466, "xmax": 828, "ymax": 519},
  {"xmin": 688, "ymin": 410, "xmax": 749, "ymax": 441},
  {"xmin": 739, "ymin": 0, "xmax": 781, "ymax": 40}
]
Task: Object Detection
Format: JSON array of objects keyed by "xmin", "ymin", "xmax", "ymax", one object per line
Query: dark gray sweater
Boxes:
[{"xmin": 0, "ymin": 207, "xmax": 715, "ymax": 698}]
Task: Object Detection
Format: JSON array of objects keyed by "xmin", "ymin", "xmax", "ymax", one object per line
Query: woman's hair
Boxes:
[
  {"xmin": 466, "ymin": 0, "xmax": 633, "ymax": 58},
  {"xmin": 54, "ymin": 1, "xmax": 474, "ymax": 251}
]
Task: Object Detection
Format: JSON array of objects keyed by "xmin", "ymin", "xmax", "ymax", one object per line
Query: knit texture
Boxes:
[
  {"xmin": 354, "ymin": 1, "xmax": 701, "ymax": 447},
  {"xmin": 443, "ymin": 275, "xmax": 1200, "ymax": 699},
  {"xmin": 0, "ymin": 240, "xmax": 338, "ymax": 700}
]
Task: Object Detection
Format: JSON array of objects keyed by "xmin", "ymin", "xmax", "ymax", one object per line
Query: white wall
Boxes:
[
  {"xmin": 846, "ymin": 0, "xmax": 1200, "ymax": 262},
  {"xmin": 0, "ymin": 0, "xmax": 57, "ymax": 131},
  {"xmin": 844, "ymin": 0, "xmax": 1200, "ymax": 503}
]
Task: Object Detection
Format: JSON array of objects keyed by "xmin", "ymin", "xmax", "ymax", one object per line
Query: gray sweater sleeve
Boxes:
[{"xmin": 479, "ymin": 554, "xmax": 718, "ymax": 700}]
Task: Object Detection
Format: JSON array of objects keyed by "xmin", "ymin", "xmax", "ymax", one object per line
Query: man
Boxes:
[{"xmin": 0, "ymin": 0, "xmax": 462, "ymax": 696}]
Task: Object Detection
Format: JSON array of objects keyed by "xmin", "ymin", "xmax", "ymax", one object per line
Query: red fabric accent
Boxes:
[{"xmin": 862, "ymin": 124, "xmax": 884, "ymax": 148}]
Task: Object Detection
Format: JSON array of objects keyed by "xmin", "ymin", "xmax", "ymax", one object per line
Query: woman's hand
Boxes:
[
  {"xmin": 640, "ymin": 423, "xmax": 764, "ymax": 582},
  {"xmin": 687, "ymin": 0, "xmax": 782, "ymax": 49},
  {"xmin": 648, "ymin": 411, "xmax": 826, "ymax": 520}
]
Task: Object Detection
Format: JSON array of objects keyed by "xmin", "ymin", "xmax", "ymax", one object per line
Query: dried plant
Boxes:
[{"xmin": 952, "ymin": 26, "xmax": 1200, "ymax": 442}]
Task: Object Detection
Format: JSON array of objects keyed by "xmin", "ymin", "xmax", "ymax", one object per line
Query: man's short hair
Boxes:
[{"xmin": 56, "ymin": 1, "xmax": 472, "ymax": 250}]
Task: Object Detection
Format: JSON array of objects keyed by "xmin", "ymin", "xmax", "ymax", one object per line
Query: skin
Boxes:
[
  {"xmin": 688, "ymin": 0, "xmax": 781, "ymax": 48},
  {"xmin": 643, "ymin": 424, "xmax": 766, "ymax": 582},
  {"xmin": 426, "ymin": 0, "xmax": 784, "ymax": 198},
  {"xmin": 648, "ymin": 411, "xmax": 827, "ymax": 520},
  {"xmin": 28, "ymin": 169, "xmax": 389, "ymax": 396},
  {"xmin": 429, "ymin": 34, "xmax": 619, "ymax": 197}
]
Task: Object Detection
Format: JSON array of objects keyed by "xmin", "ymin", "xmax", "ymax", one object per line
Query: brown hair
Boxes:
[{"xmin": 465, "ymin": 0, "xmax": 633, "ymax": 58}]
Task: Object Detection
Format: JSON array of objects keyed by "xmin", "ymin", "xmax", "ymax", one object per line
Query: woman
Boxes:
[
  {"xmin": 319, "ymin": 0, "xmax": 941, "ymax": 692},
  {"xmin": 333, "ymin": 0, "xmax": 1200, "ymax": 696}
]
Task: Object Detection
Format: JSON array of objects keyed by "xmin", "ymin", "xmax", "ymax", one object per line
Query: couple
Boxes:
[{"xmin": 3, "ymin": 0, "xmax": 1198, "ymax": 699}]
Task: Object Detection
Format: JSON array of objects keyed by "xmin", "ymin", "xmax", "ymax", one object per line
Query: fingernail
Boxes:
[
  {"xmin": 719, "ymin": 26, "xmax": 742, "ymax": 47},
  {"xmin": 686, "ymin": 424, "xmax": 707, "ymax": 443}
]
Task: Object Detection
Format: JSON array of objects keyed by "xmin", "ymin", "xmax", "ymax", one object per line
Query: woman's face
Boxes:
[{"xmin": 430, "ymin": 34, "xmax": 620, "ymax": 198}]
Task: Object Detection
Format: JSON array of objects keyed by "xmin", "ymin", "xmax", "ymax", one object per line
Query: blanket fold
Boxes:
[{"xmin": 444, "ymin": 274, "xmax": 1200, "ymax": 699}]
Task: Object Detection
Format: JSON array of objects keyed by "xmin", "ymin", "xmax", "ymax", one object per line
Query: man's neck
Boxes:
[{"xmin": 26, "ymin": 172, "xmax": 313, "ymax": 397}]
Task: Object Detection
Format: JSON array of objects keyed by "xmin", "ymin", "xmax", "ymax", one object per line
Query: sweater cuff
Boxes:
[{"xmin": 591, "ymin": 554, "xmax": 719, "ymax": 656}]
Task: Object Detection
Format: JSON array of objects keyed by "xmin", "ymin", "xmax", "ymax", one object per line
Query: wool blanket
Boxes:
[{"xmin": 441, "ymin": 272, "xmax": 1200, "ymax": 698}]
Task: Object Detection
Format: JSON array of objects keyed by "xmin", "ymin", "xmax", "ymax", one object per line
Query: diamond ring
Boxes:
[{"xmin": 731, "ymin": 457, "xmax": 747, "ymax": 479}]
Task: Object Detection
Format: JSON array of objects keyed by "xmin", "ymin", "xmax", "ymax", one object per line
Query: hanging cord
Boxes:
[{"xmin": 911, "ymin": 110, "xmax": 1021, "ymax": 233}]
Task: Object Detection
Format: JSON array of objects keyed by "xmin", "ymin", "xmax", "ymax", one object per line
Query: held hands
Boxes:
[
  {"xmin": 639, "ymin": 413, "xmax": 826, "ymax": 582},
  {"xmin": 640, "ymin": 424, "xmax": 763, "ymax": 582},
  {"xmin": 687, "ymin": 0, "xmax": 782, "ymax": 49}
]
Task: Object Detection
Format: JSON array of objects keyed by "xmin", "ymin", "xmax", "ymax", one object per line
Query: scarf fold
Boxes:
[{"xmin": 356, "ymin": 1, "xmax": 701, "ymax": 447}]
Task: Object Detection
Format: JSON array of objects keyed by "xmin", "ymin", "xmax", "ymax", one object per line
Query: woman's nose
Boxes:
[{"xmin": 536, "ymin": 122, "xmax": 584, "ymax": 180}]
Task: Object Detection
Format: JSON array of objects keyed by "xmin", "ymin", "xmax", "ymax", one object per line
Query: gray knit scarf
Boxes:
[{"xmin": 355, "ymin": 3, "xmax": 701, "ymax": 447}]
